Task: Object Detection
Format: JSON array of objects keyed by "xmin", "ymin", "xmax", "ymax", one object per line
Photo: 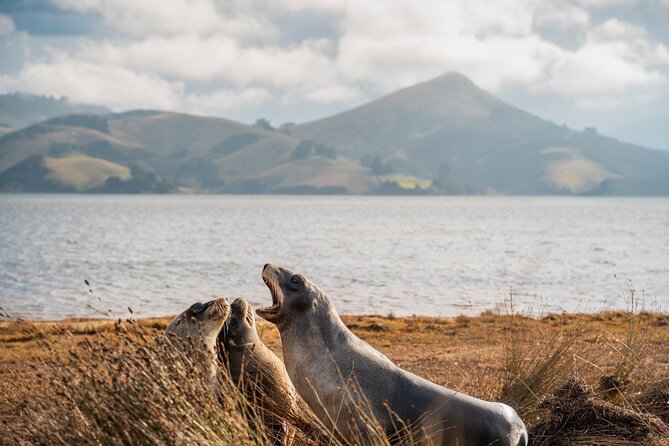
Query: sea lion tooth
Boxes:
[{"xmin": 258, "ymin": 264, "xmax": 529, "ymax": 446}]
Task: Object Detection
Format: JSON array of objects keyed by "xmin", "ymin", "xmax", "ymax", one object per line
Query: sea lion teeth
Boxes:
[{"xmin": 258, "ymin": 264, "xmax": 529, "ymax": 446}]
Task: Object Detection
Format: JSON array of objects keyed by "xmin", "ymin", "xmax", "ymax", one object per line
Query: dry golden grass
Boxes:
[
  {"xmin": 1, "ymin": 310, "xmax": 668, "ymax": 445},
  {"xmin": 44, "ymin": 154, "xmax": 131, "ymax": 190}
]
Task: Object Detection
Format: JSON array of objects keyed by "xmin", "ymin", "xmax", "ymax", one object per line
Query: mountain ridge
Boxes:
[
  {"xmin": 292, "ymin": 72, "xmax": 669, "ymax": 195},
  {"xmin": 1, "ymin": 73, "xmax": 668, "ymax": 195}
]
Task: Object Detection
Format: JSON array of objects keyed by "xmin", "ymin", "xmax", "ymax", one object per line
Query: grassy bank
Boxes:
[{"xmin": 1, "ymin": 310, "xmax": 668, "ymax": 445}]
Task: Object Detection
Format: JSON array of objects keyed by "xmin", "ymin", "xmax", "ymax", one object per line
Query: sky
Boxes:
[{"xmin": 0, "ymin": 0, "xmax": 668, "ymax": 148}]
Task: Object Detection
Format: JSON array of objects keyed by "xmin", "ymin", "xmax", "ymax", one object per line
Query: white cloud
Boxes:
[
  {"xmin": 302, "ymin": 83, "xmax": 362, "ymax": 104},
  {"xmin": 589, "ymin": 18, "xmax": 646, "ymax": 41},
  {"xmin": 534, "ymin": 18, "xmax": 668, "ymax": 104},
  {"xmin": 0, "ymin": 0, "xmax": 665, "ymax": 118},
  {"xmin": 0, "ymin": 61, "xmax": 184, "ymax": 109},
  {"xmin": 534, "ymin": 2, "xmax": 590, "ymax": 29},
  {"xmin": 83, "ymin": 35, "xmax": 336, "ymax": 88},
  {"xmin": 575, "ymin": 0, "xmax": 639, "ymax": 7},
  {"xmin": 49, "ymin": 0, "xmax": 275, "ymax": 38},
  {"xmin": 0, "ymin": 13, "xmax": 15, "ymax": 35},
  {"xmin": 332, "ymin": 0, "xmax": 552, "ymax": 92},
  {"xmin": 185, "ymin": 87, "xmax": 271, "ymax": 116}
]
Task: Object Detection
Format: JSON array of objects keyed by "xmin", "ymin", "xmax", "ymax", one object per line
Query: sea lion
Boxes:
[
  {"xmin": 218, "ymin": 298, "xmax": 298, "ymax": 445},
  {"xmin": 257, "ymin": 264, "xmax": 528, "ymax": 446},
  {"xmin": 165, "ymin": 297, "xmax": 230, "ymax": 389}
]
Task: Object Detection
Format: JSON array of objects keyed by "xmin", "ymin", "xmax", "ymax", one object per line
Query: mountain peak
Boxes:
[{"xmin": 423, "ymin": 71, "xmax": 480, "ymax": 91}]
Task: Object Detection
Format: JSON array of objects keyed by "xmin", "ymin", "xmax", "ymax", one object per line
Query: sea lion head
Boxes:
[
  {"xmin": 165, "ymin": 297, "xmax": 231, "ymax": 349},
  {"xmin": 219, "ymin": 297, "xmax": 260, "ymax": 349},
  {"xmin": 256, "ymin": 263, "xmax": 329, "ymax": 326}
]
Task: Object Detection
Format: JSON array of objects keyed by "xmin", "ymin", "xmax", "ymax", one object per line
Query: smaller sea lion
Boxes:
[
  {"xmin": 218, "ymin": 298, "xmax": 298, "ymax": 445},
  {"xmin": 165, "ymin": 297, "xmax": 230, "ymax": 388}
]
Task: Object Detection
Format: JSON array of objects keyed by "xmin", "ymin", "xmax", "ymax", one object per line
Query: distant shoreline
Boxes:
[
  {"xmin": 3, "ymin": 191, "xmax": 669, "ymax": 197},
  {"xmin": 2, "ymin": 308, "xmax": 667, "ymax": 326}
]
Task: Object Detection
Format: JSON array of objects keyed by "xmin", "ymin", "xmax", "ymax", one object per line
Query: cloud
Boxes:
[
  {"xmin": 0, "ymin": 61, "xmax": 184, "ymax": 109},
  {"xmin": 49, "ymin": 0, "xmax": 275, "ymax": 38},
  {"xmin": 332, "ymin": 0, "xmax": 549, "ymax": 92},
  {"xmin": 0, "ymin": 0, "xmax": 666, "ymax": 119},
  {"xmin": 534, "ymin": 2, "xmax": 590, "ymax": 29},
  {"xmin": 574, "ymin": 0, "xmax": 639, "ymax": 7},
  {"xmin": 535, "ymin": 18, "xmax": 668, "ymax": 105},
  {"xmin": 184, "ymin": 87, "xmax": 271, "ymax": 116},
  {"xmin": 0, "ymin": 13, "xmax": 15, "ymax": 35},
  {"xmin": 331, "ymin": 3, "xmax": 668, "ymax": 109},
  {"xmin": 76, "ymin": 35, "xmax": 337, "ymax": 88}
]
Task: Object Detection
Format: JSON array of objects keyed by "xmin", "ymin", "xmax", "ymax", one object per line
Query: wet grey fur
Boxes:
[{"xmin": 257, "ymin": 264, "xmax": 528, "ymax": 446}]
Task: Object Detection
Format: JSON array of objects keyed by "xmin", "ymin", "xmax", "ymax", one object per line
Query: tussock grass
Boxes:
[{"xmin": 0, "ymin": 305, "xmax": 668, "ymax": 445}]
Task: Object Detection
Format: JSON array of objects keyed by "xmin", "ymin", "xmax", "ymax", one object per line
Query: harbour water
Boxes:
[{"xmin": 1, "ymin": 194, "xmax": 667, "ymax": 319}]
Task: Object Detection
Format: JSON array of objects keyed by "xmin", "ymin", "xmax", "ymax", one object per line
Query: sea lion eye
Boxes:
[
  {"xmin": 190, "ymin": 302, "xmax": 205, "ymax": 314},
  {"xmin": 229, "ymin": 318, "xmax": 238, "ymax": 328},
  {"xmin": 289, "ymin": 275, "xmax": 301, "ymax": 290}
]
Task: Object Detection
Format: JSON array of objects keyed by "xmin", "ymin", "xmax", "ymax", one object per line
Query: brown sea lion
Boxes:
[
  {"xmin": 218, "ymin": 297, "xmax": 298, "ymax": 445},
  {"xmin": 165, "ymin": 297, "xmax": 230, "ymax": 389},
  {"xmin": 257, "ymin": 264, "xmax": 528, "ymax": 446}
]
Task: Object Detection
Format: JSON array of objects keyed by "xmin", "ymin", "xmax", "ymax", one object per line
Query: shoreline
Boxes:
[
  {"xmin": 3, "ymin": 310, "xmax": 668, "ymax": 371},
  {"xmin": 4, "ymin": 304, "xmax": 668, "ymax": 324}
]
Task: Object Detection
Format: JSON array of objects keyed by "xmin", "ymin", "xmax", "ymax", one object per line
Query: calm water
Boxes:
[{"xmin": 1, "ymin": 195, "xmax": 667, "ymax": 320}]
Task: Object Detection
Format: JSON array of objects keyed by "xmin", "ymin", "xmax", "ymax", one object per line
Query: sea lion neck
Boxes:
[{"xmin": 278, "ymin": 299, "xmax": 352, "ymax": 352}]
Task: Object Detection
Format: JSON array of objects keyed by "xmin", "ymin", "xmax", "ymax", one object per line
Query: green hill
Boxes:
[
  {"xmin": 0, "ymin": 110, "xmax": 366, "ymax": 193},
  {"xmin": 293, "ymin": 72, "xmax": 669, "ymax": 195},
  {"xmin": 1, "ymin": 74, "xmax": 668, "ymax": 195}
]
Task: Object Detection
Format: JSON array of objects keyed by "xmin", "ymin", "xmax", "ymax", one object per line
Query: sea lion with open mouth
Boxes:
[
  {"xmin": 256, "ymin": 264, "xmax": 528, "ymax": 446},
  {"xmin": 165, "ymin": 297, "xmax": 230, "ymax": 389},
  {"xmin": 218, "ymin": 297, "xmax": 298, "ymax": 445}
]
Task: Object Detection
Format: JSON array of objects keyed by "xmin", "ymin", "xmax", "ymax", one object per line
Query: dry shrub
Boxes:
[
  {"xmin": 637, "ymin": 377, "xmax": 669, "ymax": 425},
  {"xmin": 0, "ymin": 320, "xmax": 405, "ymax": 446},
  {"xmin": 488, "ymin": 287, "xmax": 669, "ymax": 445},
  {"xmin": 14, "ymin": 320, "xmax": 266, "ymax": 445},
  {"xmin": 1, "ymin": 319, "xmax": 353, "ymax": 446},
  {"xmin": 497, "ymin": 312, "xmax": 581, "ymax": 422},
  {"xmin": 529, "ymin": 379, "xmax": 669, "ymax": 446}
]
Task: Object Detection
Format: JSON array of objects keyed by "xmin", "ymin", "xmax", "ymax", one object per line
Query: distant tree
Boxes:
[
  {"xmin": 291, "ymin": 141, "xmax": 313, "ymax": 160},
  {"xmin": 94, "ymin": 165, "xmax": 174, "ymax": 193},
  {"xmin": 291, "ymin": 140, "xmax": 337, "ymax": 160},
  {"xmin": 438, "ymin": 162, "xmax": 451, "ymax": 180},
  {"xmin": 278, "ymin": 122, "xmax": 296, "ymax": 134},
  {"xmin": 583, "ymin": 127, "xmax": 598, "ymax": 137},
  {"xmin": 314, "ymin": 144, "xmax": 336, "ymax": 159},
  {"xmin": 253, "ymin": 118, "xmax": 274, "ymax": 131},
  {"xmin": 371, "ymin": 157, "xmax": 385, "ymax": 175}
]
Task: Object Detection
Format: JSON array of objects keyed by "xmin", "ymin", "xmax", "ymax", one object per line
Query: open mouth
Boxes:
[{"xmin": 256, "ymin": 271, "xmax": 283, "ymax": 320}]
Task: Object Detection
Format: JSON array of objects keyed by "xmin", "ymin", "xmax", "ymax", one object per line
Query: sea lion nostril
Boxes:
[{"xmin": 263, "ymin": 263, "xmax": 270, "ymax": 270}]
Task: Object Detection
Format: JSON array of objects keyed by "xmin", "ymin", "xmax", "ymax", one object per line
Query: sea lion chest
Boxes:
[{"xmin": 227, "ymin": 342, "xmax": 296, "ymax": 407}]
